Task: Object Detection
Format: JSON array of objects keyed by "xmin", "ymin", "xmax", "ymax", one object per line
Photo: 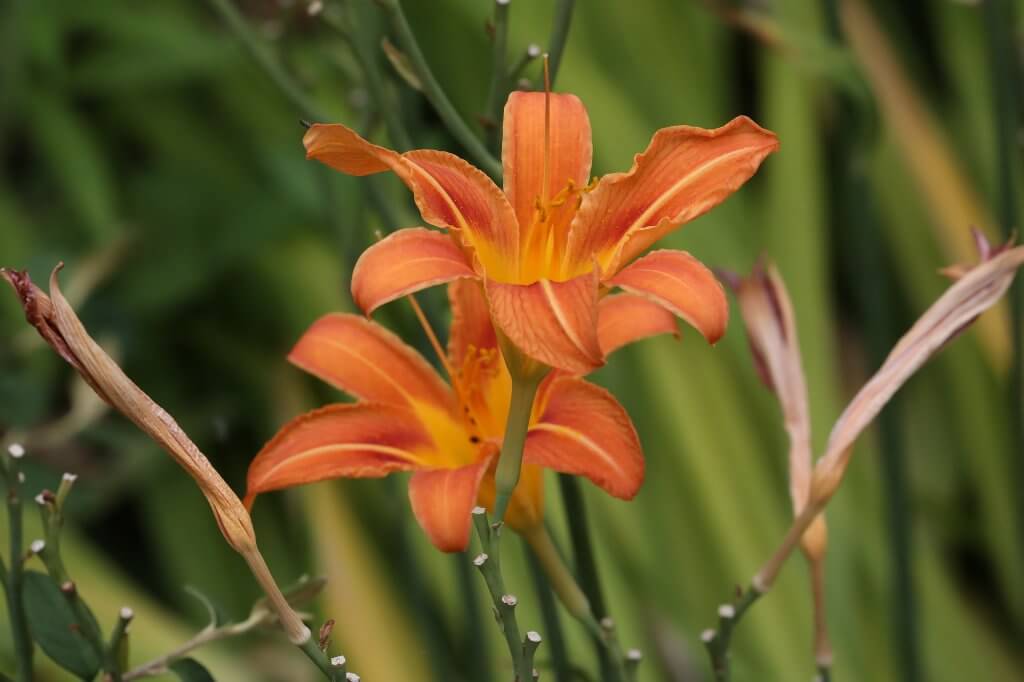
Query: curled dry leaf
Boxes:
[
  {"xmin": 1, "ymin": 265, "xmax": 311, "ymax": 645},
  {"xmin": 812, "ymin": 236, "xmax": 1024, "ymax": 504}
]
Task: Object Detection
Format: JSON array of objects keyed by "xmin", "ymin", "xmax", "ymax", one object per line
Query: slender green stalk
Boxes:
[
  {"xmin": 379, "ymin": 0, "xmax": 502, "ymax": 178},
  {"xmin": 207, "ymin": 0, "xmax": 326, "ymax": 121},
  {"xmin": 344, "ymin": 0, "xmax": 414, "ymax": 150},
  {"xmin": 525, "ymin": 541, "xmax": 571, "ymax": 682},
  {"xmin": 298, "ymin": 637, "xmax": 346, "ymax": 681},
  {"xmin": 557, "ymin": 474, "xmax": 613, "ymax": 680},
  {"xmin": 508, "ymin": 44, "xmax": 542, "ymax": 84},
  {"xmin": 494, "ymin": 373, "xmax": 544, "ymax": 523},
  {"xmin": 484, "ymin": 0, "xmax": 512, "ymax": 152},
  {"xmin": 546, "ymin": 0, "xmax": 576, "ymax": 87},
  {"xmin": 2, "ymin": 447, "xmax": 33, "ymax": 682},
  {"xmin": 105, "ymin": 607, "xmax": 134, "ymax": 681},
  {"xmin": 472, "ymin": 508, "xmax": 532, "ymax": 681},
  {"xmin": 701, "ymin": 586, "xmax": 764, "ymax": 682}
]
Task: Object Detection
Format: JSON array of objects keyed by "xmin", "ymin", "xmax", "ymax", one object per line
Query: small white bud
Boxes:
[
  {"xmin": 472, "ymin": 553, "xmax": 489, "ymax": 567},
  {"xmin": 33, "ymin": 494, "xmax": 47, "ymax": 507},
  {"xmin": 471, "ymin": 506, "xmax": 486, "ymax": 516},
  {"xmin": 526, "ymin": 631, "xmax": 542, "ymax": 643},
  {"xmin": 527, "ymin": 44, "xmax": 542, "ymax": 58},
  {"xmin": 29, "ymin": 539, "xmax": 45, "ymax": 554},
  {"xmin": 627, "ymin": 648, "xmax": 642, "ymax": 662},
  {"xmin": 501, "ymin": 594, "xmax": 518, "ymax": 607},
  {"xmin": 62, "ymin": 473, "xmax": 78, "ymax": 484},
  {"xmin": 331, "ymin": 655, "xmax": 347, "ymax": 667},
  {"xmin": 700, "ymin": 629, "xmax": 716, "ymax": 643},
  {"xmin": 346, "ymin": 673, "xmax": 360, "ymax": 682},
  {"xmin": 600, "ymin": 616, "xmax": 615, "ymax": 630},
  {"xmin": 7, "ymin": 443, "xmax": 25, "ymax": 458},
  {"xmin": 120, "ymin": 607, "xmax": 135, "ymax": 621},
  {"xmin": 16, "ymin": 472, "xmax": 24, "ymax": 484},
  {"xmin": 307, "ymin": 0, "xmax": 323, "ymax": 15},
  {"xmin": 718, "ymin": 604, "xmax": 736, "ymax": 619}
]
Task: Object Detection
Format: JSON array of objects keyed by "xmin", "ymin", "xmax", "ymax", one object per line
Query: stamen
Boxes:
[
  {"xmin": 405, "ymin": 293, "xmax": 456, "ymax": 380},
  {"xmin": 542, "ymin": 53, "xmax": 552, "ymax": 206}
]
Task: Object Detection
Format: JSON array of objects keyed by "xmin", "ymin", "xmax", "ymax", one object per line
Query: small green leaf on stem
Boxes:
[{"xmin": 22, "ymin": 570, "xmax": 102, "ymax": 680}]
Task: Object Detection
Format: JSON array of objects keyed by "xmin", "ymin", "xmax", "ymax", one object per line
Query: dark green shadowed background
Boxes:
[{"xmin": 1, "ymin": 0, "xmax": 1022, "ymax": 680}]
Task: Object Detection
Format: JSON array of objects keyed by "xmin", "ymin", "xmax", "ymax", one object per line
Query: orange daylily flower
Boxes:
[
  {"xmin": 303, "ymin": 92, "xmax": 779, "ymax": 374},
  {"xmin": 245, "ymin": 281, "xmax": 668, "ymax": 552}
]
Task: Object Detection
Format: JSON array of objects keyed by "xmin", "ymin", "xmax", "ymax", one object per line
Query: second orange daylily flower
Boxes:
[
  {"xmin": 245, "ymin": 281, "xmax": 671, "ymax": 552},
  {"xmin": 303, "ymin": 91, "xmax": 779, "ymax": 374}
]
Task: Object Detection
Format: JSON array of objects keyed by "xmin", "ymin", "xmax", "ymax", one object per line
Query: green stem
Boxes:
[
  {"xmin": 507, "ymin": 44, "xmax": 541, "ymax": 84},
  {"xmin": 701, "ymin": 585, "xmax": 764, "ymax": 682},
  {"xmin": 484, "ymin": 0, "xmax": 512, "ymax": 152},
  {"xmin": 2, "ymin": 450, "xmax": 33, "ymax": 682},
  {"xmin": 345, "ymin": 0, "xmax": 414, "ymax": 150},
  {"xmin": 546, "ymin": 0, "xmax": 576, "ymax": 87},
  {"xmin": 298, "ymin": 637, "xmax": 347, "ymax": 681},
  {"xmin": 379, "ymin": 0, "xmax": 503, "ymax": 179},
  {"xmin": 523, "ymin": 526, "xmax": 591, "ymax": 624},
  {"xmin": 207, "ymin": 0, "xmax": 327, "ymax": 121},
  {"xmin": 493, "ymin": 372, "xmax": 544, "ymax": 523},
  {"xmin": 524, "ymin": 538, "xmax": 571, "ymax": 682},
  {"xmin": 472, "ymin": 509, "xmax": 531, "ymax": 681},
  {"xmin": 105, "ymin": 607, "xmax": 134, "ymax": 681},
  {"xmin": 557, "ymin": 474, "xmax": 613, "ymax": 680}
]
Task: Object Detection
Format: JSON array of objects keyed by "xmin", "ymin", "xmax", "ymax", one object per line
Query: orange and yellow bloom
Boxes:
[
  {"xmin": 303, "ymin": 91, "xmax": 778, "ymax": 373},
  {"xmin": 245, "ymin": 281, "xmax": 670, "ymax": 552}
]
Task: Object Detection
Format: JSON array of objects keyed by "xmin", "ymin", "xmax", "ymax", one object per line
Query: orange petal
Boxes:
[
  {"xmin": 565, "ymin": 116, "xmax": 779, "ymax": 274},
  {"xmin": 525, "ymin": 377, "xmax": 643, "ymax": 499},
  {"xmin": 289, "ymin": 313, "xmax": 455, "ymax": 413},
  {"xmin": 502, "ymin": 92, "xmax": 592, "ymax": 239},
  {"xmin": 408, "ymin": 450, "xmax": 494, "ymax": 552},
  {"xmin": 597, "ymin": 293, "xmax": 679, "ymax": 359},
  {"xmin": 245, "ymin": 403, "xmax": 432, "ymax": 508},
  {"xmin": 303, "ymin": 124, "xmax": 519, "ymax": 279},
  {"xmin": 608, "ymin": 250, "xmax": 728, "ymax": 344},
  {"xmin": 351, "ymin": 228, "xmax": 477, "ymax": 315},
  {"xmin": 447, "ymin": 279, "xmax": 498, "ymax": 366},
  {"xmin": 486, "ymin": 271, "xmax": 602, "ymax": 374}
]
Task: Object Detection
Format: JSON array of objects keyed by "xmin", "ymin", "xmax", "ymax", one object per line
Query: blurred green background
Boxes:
[{"xmin": 2, "ymin": 0, "xmax": 1023, "ymax": 680}]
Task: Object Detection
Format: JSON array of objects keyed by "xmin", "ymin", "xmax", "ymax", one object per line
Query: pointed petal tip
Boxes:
[{"xmin": 350, "ymin": 227, "xmax": 476, "ymax": 316}]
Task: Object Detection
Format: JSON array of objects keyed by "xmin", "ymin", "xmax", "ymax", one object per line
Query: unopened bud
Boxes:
[
  {"xmin": 29, "ymin": 539, "xmax": 45, "ymax": 554},
  {"xmin": 501, "ymin": 594, "xmax": 518, "ymax": 607},
  {"xmin": 7, "ymin": 443, "xmax": 25, "ymax": 458}
]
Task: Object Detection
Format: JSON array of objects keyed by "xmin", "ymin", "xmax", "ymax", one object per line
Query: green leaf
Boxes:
[
  {"xmin": 22, "ymin": 571, "xmax": 102, "ymax": 680},
  {"xmin": 169, "ymin": 657, "xmax": 217, "ymax": 682}
]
